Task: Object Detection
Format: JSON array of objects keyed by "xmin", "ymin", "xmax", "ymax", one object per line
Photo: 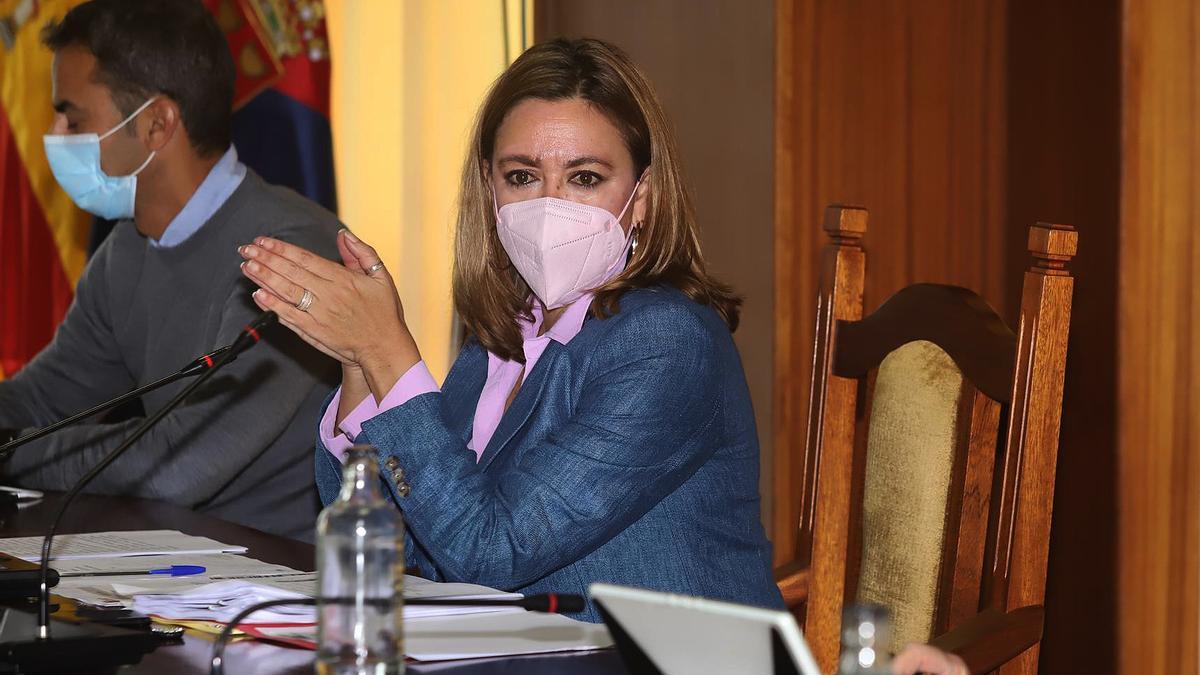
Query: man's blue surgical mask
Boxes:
[{"xmin": 43, "ymin": 97, "xmax": 157, "ymax": 220}]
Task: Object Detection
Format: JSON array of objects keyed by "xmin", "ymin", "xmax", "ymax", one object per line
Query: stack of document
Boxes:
[
  {"xmin": 132, "ymin": 579, "xmax": 312, "ymax": 624},
  {"xmin": 127, "ymin": 575, "xmax": 613, "ymax": 661},
  {"xmin": 0, "ymin": 529, "xmax": 614, "ymax": 661},
  {"xmin": 129, "ymin": 575, "xmax": 524, "ymax": 624},
  {"xmin": 1, "ymin": 530, "xmax": 247, "ymax": 561}
]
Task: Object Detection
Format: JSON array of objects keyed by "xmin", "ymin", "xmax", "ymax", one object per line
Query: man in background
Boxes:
[{"xmin": 0, "ymin": 0, "xmax": 339, "ymax": 540}]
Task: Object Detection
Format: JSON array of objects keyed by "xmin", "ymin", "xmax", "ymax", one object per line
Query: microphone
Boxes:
[
  {"xmin": 226, "ymin": 310, "xmax": 277, "ymax": 357},
  {"xmin": 0, "ymin": 312, "xmax": 277, "ymax": 672},
  {"xmin": 0, "ymin": 340, "xmax": 252, "ymax": 460},
  {"xmin": 407, "ymin": 593, "xmax": 586, "ymax": 613}
]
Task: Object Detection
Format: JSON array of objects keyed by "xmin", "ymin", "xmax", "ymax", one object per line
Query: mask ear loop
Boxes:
[
  {"xmin": 601, "ymin": 179, "xmax": 644, "ymax": 281},
  {"xmin": 128, "ymin": 150, "xmax": 157, "ymax": 177},
  {"xmin": 614, "ymin": 179, "xmax": 642, "ymax": 223},
  {"xmin": 98, "ymin": 97, "xmax": 158, "ymax": 142},
  {"xmin": 99, "ymin": 97, "xmax": 159, "ymax": 177}
]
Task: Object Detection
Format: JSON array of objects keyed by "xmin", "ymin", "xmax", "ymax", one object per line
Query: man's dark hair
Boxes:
[{"xmin": 42, "ymin": 0, "xmax": 235, "ymax": 157}]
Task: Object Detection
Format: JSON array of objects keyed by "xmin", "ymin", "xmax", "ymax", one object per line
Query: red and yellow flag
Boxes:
[{"xmin": 0, "ymin": 0, "xmax": 90, "ymax": 379}]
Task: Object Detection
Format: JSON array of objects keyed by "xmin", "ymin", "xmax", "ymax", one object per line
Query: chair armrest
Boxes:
[
  {"xmin": 773, "ymin": 560, "xmax": 810, "ymax": 607},
  {"xmin": 928, "ymin": 605, "xmax": 1044, "ymax": 674}
]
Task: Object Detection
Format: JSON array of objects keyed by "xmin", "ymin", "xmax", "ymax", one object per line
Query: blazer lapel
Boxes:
[{"xmin": 477, "ymin": 342, "xmax": 562, "ymax": 470}]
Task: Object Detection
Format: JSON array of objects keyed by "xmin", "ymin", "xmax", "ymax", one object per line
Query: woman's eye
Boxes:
[
  {"xmin": 505, "ymin": 170, "xmax": 536, "ymax": 187},
  {"xmin": 570, "ymin": 171, "xmax": 604, "ymax": 188}
]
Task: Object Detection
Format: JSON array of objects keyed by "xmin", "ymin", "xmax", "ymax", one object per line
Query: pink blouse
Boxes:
[{"xmin": 320, "ymin": 293, "xmax": 595, "ymax": 462}]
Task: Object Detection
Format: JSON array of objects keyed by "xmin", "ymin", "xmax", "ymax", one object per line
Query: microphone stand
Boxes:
[
  {"xmin": 0, "ymin": 345, "xmax": 238, "ymax": 460},
  {"xmin": 36, "ymin": 311, "xmax": 277, "ymax": 639},
  {"xmin": 0, "ymin": 312, "xmax": 277, "ymax": 673}
]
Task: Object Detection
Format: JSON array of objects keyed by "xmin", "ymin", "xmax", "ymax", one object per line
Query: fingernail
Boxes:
[
  {"xmin": 239, "ymin": 261, "xmax": 246, "ymax": 269},
  {"xmin": 246, "ymin": 261, "xmax": 259, "ymax": 273},
  {"xmin": 253, "ymin": 289, "xmax": 264, "ymax": 300},
  {"xmin": 343, "ymin": 229, "xmax": 360, "ymax": 243},
  {"xmin": 237, "ymin": 245, "xmax": 245, "ymax": 255}
]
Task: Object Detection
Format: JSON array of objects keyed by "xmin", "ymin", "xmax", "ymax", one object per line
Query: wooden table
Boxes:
[{"xmin": 0, "ymin": 492, "xmax": 627, "ymax": 674}]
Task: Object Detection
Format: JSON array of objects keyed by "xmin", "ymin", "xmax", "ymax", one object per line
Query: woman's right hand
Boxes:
[
  {"xmin": 238, "ymin": 229, "xmax": 417, "ymax": 365},
  {"xmin": 239, "ymin": 230, "xmax": 421, "ymax": 400}
]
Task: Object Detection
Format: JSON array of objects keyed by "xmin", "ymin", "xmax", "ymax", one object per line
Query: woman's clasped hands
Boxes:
[{"xmin": 237, "ymin": 228, "xmax": 422, "ymax": 392}]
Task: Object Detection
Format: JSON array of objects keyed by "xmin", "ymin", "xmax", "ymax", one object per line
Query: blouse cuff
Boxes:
[{"xmin": 321, "ymin": 361, "xmax": 441, "ymax": 463}]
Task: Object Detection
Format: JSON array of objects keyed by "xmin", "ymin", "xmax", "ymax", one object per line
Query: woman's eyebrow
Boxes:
[
  {"xmin": 564, "ymin": 156, "xmax": 614, "ymax": 169},
  {"xmin": 496, "ymin": 154, "xmax": 540, "ymax": 166}
]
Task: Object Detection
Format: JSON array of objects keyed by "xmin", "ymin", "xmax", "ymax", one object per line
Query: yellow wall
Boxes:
[{"xmin": 324, "ymin": 0, "xmax": 530, "ymax": 380}]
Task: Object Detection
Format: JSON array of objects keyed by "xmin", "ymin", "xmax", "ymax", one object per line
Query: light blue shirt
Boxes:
[{"xmin": 151, "ymin": 146, "xmax": 247, "ymax": 248}]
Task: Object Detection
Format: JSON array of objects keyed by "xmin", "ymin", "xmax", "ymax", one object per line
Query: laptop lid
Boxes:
[{"xmin": 589, "ymin": 583, "xmax": 823, "ymax": 675}]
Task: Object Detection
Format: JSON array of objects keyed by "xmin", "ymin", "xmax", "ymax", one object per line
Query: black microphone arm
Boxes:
[
  {"xmin": 0, "ymin": 343, "xmax": 242, "ymax": 460},
  {"xmin": 36, "ymin": 311, "xmax": 278, "ymax": 639}
]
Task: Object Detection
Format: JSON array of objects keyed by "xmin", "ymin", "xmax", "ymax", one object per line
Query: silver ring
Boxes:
[
  {"xmin": 296, "ymin": 289, "xmax": 314, "ymax": 312},
  {"xmin": 366, "ymin": 261, "xmax": 385, "ymax": 276}
]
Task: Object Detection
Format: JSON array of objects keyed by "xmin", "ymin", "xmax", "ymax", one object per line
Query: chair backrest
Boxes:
[{"xmin": 793, "ymin": 206, "xmax": 1076, "ymax": 673}]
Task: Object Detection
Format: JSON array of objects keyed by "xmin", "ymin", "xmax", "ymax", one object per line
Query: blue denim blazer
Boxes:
[{"xmin": 315, "ymin": 286, "xmax": 784, "ymax": 622}]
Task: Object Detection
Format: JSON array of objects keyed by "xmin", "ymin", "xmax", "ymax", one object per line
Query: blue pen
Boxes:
[{"xmin": 60, "ymin": 564, "xmax": 207, "ymax": 578}]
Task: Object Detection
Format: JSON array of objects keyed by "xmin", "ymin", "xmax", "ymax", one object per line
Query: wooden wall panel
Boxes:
[
  {"xmin": 1119, "ymin": 0, "xmax": 1200, "ymax": 672},
  {"xmin": 1006, "ymin": 2, "xmax": 1120, "ymax": 673},
  {"xmin": 773, "ymin": 0, "xmax": 1008, "ymax": 567}
]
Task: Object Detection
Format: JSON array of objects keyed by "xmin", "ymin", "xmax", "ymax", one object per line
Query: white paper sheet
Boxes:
[
  {"xmin": 251, "ymin": 610, "xmax": 613, "ymax": 662},
  {"xmin": 52, "ymin": 552, "xmax": 305, "ymax": 578},
  {"xmin": 50, "ymin": 553, "xmax": 313, "ymax": 607},
  {"xmin": 404, "ymin": 611, "xmax": 613, "ymax": 661},
  {"xmin": 0, "ymin": 530, "xmax": 247, "ymax": 562}
]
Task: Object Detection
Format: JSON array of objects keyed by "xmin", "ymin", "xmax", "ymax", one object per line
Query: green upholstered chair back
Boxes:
[{"xmin": 855, "ymin": 340, "xmax": 967, "ymax": 648}]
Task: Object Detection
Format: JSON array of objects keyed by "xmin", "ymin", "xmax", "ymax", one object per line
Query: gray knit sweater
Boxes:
[{"xmin": 0, "ymin": 171, "xmax": 340, "ymax": 540}]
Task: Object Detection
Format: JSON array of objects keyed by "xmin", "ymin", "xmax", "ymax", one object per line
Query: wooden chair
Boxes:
[{"xmin": 774, "ymin": 206, "xmax": 1076, "ymax": 675}]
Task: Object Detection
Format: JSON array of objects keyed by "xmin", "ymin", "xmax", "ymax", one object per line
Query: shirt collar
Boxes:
[
  {"xmin": 522, "ymin": 293, "xmax": 594, "ymax": 346},
  {"xmin": 151, "ymin": 145, "xmax": 247, "ymax": 248}
]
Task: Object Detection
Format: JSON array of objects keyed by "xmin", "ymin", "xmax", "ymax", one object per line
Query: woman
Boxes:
[{"xmin": 238, "ymin": 38, "xmax": 782, "ymax": 621}]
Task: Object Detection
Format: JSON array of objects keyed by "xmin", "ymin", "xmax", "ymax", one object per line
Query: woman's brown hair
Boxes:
[{"xmin": 453, "ymin": 37, "xmax": 741, "ymax": 362}]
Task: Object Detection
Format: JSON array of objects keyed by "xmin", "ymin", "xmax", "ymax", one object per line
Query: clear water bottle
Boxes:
[
  {"xmin": 837, "ymin": 603, "xmax": 892, "ymax": 675},
  {"xmin": 316, "ymin": 445, "xmax": 405, "ymax": 675}
]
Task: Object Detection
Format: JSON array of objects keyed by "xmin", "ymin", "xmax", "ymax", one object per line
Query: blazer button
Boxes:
[
  {"xmin": 384, "ymin": 457, "xmax": 400, "ymax": 471},
  {"xmin": 395, "ymin": 479, "xmax": 411, "ymax": 498}
]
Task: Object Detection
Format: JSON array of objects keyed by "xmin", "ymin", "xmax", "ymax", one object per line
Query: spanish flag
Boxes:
[{"xmin": 0, "ymin": 0, "xmax": 89, "ymax": 380}]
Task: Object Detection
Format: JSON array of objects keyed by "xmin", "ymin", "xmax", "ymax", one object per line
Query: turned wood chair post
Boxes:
[
  {"xmin": 989, "ymin": 224, "xmax": 1077, "ymax": 675},
  {"xmin": 797, "ymin": 205, "xmax": 867, "ymax": 671}
]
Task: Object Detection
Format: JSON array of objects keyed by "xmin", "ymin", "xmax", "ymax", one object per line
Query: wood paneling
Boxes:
[
  {"xmin": 1119, "ymin": 0, "xmax": 1200, "ymax": 672},
  {"xmin": 773, "ymin": 0, "xmax": 1008, "ymax": 568},
  {"xmin": 1006, "ymin": 1, "xmax": 1120, "ymax": 672}
]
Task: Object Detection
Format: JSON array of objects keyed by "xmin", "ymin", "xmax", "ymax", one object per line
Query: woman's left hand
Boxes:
[{"xmin": 238, "ymin": 230, "xmax": 419, "ymax": 376}]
